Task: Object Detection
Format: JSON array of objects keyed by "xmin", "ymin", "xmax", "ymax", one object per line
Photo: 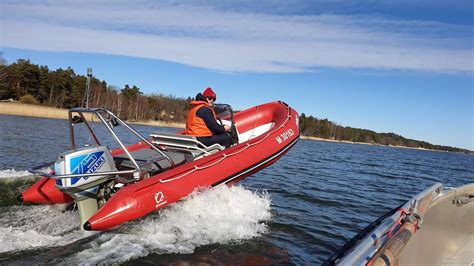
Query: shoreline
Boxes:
[
  {"xmin": 299, "ymin": 135, "xmax": 436, "ymax": 152},
  {"xmin": 1, "ymin": 102, "xmax": 469, "ymax": 153}
]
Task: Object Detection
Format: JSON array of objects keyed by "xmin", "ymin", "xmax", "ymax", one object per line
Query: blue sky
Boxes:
[{"xmin": 1, "ymin": 0, "xmax": 473, "ymax": 150}]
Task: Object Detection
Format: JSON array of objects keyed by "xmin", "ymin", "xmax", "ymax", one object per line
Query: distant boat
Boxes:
[
  {"xmin": 325, "ymin": 182, "xmax": 474, "ymax": 265},
  {"xmin": 19, "ymin": 101, "xmax": 300, "ymax": 231}
]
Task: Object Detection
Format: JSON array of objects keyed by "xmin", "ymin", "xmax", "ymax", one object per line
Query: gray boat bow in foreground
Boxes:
[{"xmin": 326, "ymin": 182, "xmax": 474, "ymax": 265}]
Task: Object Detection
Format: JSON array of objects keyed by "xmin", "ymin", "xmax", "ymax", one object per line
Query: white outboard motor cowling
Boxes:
[
  {"xmin": 54, "ymin": 146, "xmax": 117, "ymax": 227},
  {"xmin": 55, "ymin": 146, "xmax": 116, "ymax": 194}
]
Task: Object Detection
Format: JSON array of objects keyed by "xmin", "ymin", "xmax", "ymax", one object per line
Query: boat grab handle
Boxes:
[{"xmin": 28, "ymin": 162, "xmax": 136, "ymax": 180}]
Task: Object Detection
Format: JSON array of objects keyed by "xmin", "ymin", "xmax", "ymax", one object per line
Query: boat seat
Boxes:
[
  {"xmin": 150, "ymin": 132, "xmax": 225, "ymax": 158},
  {"xmin": 114, "ymin": 148, "xmax": 187, "ymax": 174}
]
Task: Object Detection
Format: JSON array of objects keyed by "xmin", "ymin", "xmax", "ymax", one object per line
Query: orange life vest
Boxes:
[{"xmin": 185, "ymin": 101, "xmax": 216, "ymax": 137}]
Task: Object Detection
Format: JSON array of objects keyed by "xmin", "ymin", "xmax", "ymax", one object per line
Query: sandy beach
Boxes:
[
  {"xmin": 299, "ymin": 135, "xmax": 382, "ymax": 147},
  {"xmin": 0, "ymin": 102, "xmax": 70, "ymax": 120},
  {"xmin": 299, "ymin": 135, "xmax": 436, "ymax": 151},
  {"xmin": 0, "ymin": 102, "xmax": 185, "ymax": 128}
]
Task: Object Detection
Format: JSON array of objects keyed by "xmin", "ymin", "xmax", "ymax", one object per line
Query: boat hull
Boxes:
[
  {"xmin": 398, "ymin": 183, "xmax": 474, "ymax": 265},
  {"xmin": 22, "ymin": 176, "xmax": 74, "ymax": 204},
  {"xmin": 325, "ymin": 183, "xmax": 474, "ymax": 265}
]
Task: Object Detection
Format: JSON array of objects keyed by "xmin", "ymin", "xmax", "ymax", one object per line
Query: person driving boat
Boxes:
[{"xmin": 185, "ymin": 87, "xmax": 232, "ymax": 148}]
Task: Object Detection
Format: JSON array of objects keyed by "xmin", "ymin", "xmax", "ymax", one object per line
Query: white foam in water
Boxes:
[
  {"xmin": 71, "ymin": 185, "xmax": 272, "ymax": 264},
  {"xmin": 0, "ymin": 205, "xmax": 92, "ymax": 253},
  {"xmin": 0, "ymin": 169, "xmax": 31, "ymax": 179},
  {"xmin": 0, "ymin": 185, "xmax": 270, "ymax": 263}
]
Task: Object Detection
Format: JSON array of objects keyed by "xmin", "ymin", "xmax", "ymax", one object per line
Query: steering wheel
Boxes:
[{"xmin": 216, "ymin": 117, "xmax": 224, "ymax": 126}]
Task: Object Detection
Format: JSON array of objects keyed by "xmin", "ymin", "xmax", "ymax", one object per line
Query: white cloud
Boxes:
[{"xmin": 1, "ymin": 1, "xmax": 472, "ymax": 73}]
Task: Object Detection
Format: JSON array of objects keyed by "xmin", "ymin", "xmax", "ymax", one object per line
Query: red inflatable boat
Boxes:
[{"xmin": 21, "ymin": 101, "xmax": 299, "ymax": 231}]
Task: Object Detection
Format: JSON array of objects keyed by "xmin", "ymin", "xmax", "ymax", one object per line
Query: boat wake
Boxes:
[
  {"xmin": 0, "ymin": 185, "xmax": 271, "ymax": 264},
  {"xmin": 0, "ymin": 169, "xmax": 32, "ymax": 179},
  {"xmin": 0, "ymin": 169, "xmax": 41, "ymax": 207},
  {"xmin": 0, "ymin": 204, "xmax": 87, "ymax": 253}
]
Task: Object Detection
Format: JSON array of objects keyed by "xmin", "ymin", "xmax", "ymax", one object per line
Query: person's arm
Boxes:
[{"xmin": 196, "ymin": 107, "xmax": 225, "ymax": 134}]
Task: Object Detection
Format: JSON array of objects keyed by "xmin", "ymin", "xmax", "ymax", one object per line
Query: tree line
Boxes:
[
  {"xmin": 0, "ymin": 57, "xmax": 190, "ymax": 123},
  {"xmin": 0, "ymin": 57, "xmax": 468, "ymax": 153},
  {"xmin": 299, "ymin": 114, "xmax": 469, "ymax": 153}
]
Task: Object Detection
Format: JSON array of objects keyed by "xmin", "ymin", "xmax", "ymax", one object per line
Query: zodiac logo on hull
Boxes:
[{"xmin": 154, "ymin": 191, "xmax": 167, "ymax": 208}]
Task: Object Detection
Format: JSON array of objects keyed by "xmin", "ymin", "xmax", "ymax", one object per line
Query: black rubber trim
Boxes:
[{"xmin": 83, "ymin": 221, "xmax": 92, "ymax": 231}]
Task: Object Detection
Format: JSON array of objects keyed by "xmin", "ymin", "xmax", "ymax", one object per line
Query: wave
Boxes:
[
  {"xmin": 0, "ymin": 205, "xmax": 90, "ymax": 253},
  {"xmin": 0, "ymin": 169, "xmax": 31, "ymax": 179},
  {"xmin": 0, "ymin": 185, "xmax": 272, "ymax": 264}
]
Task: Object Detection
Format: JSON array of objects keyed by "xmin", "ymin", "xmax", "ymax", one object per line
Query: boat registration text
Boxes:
[{"xmin": 276, "ymin": 129, "xmax": 295, "ymax": 144}]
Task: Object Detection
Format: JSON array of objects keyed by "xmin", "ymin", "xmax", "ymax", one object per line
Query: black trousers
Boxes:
[{"xmin": 197, "ymin": 133, "xmax": 232, "ymax": 148}]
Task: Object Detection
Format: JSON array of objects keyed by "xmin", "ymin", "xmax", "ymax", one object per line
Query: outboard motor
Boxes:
[{"xmin": 54, "ymin": 146, "xmax": 117, "ymax": 226}]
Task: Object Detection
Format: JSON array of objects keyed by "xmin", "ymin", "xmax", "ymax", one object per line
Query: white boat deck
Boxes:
[{"xmin": 450, "ymin": 237, "xmax": 474, "ymax": 265}]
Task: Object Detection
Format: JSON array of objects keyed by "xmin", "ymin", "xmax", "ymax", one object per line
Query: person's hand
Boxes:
[{"xmin": 224, "ymin": 125, "xmax": 231, "ymax": 131}]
